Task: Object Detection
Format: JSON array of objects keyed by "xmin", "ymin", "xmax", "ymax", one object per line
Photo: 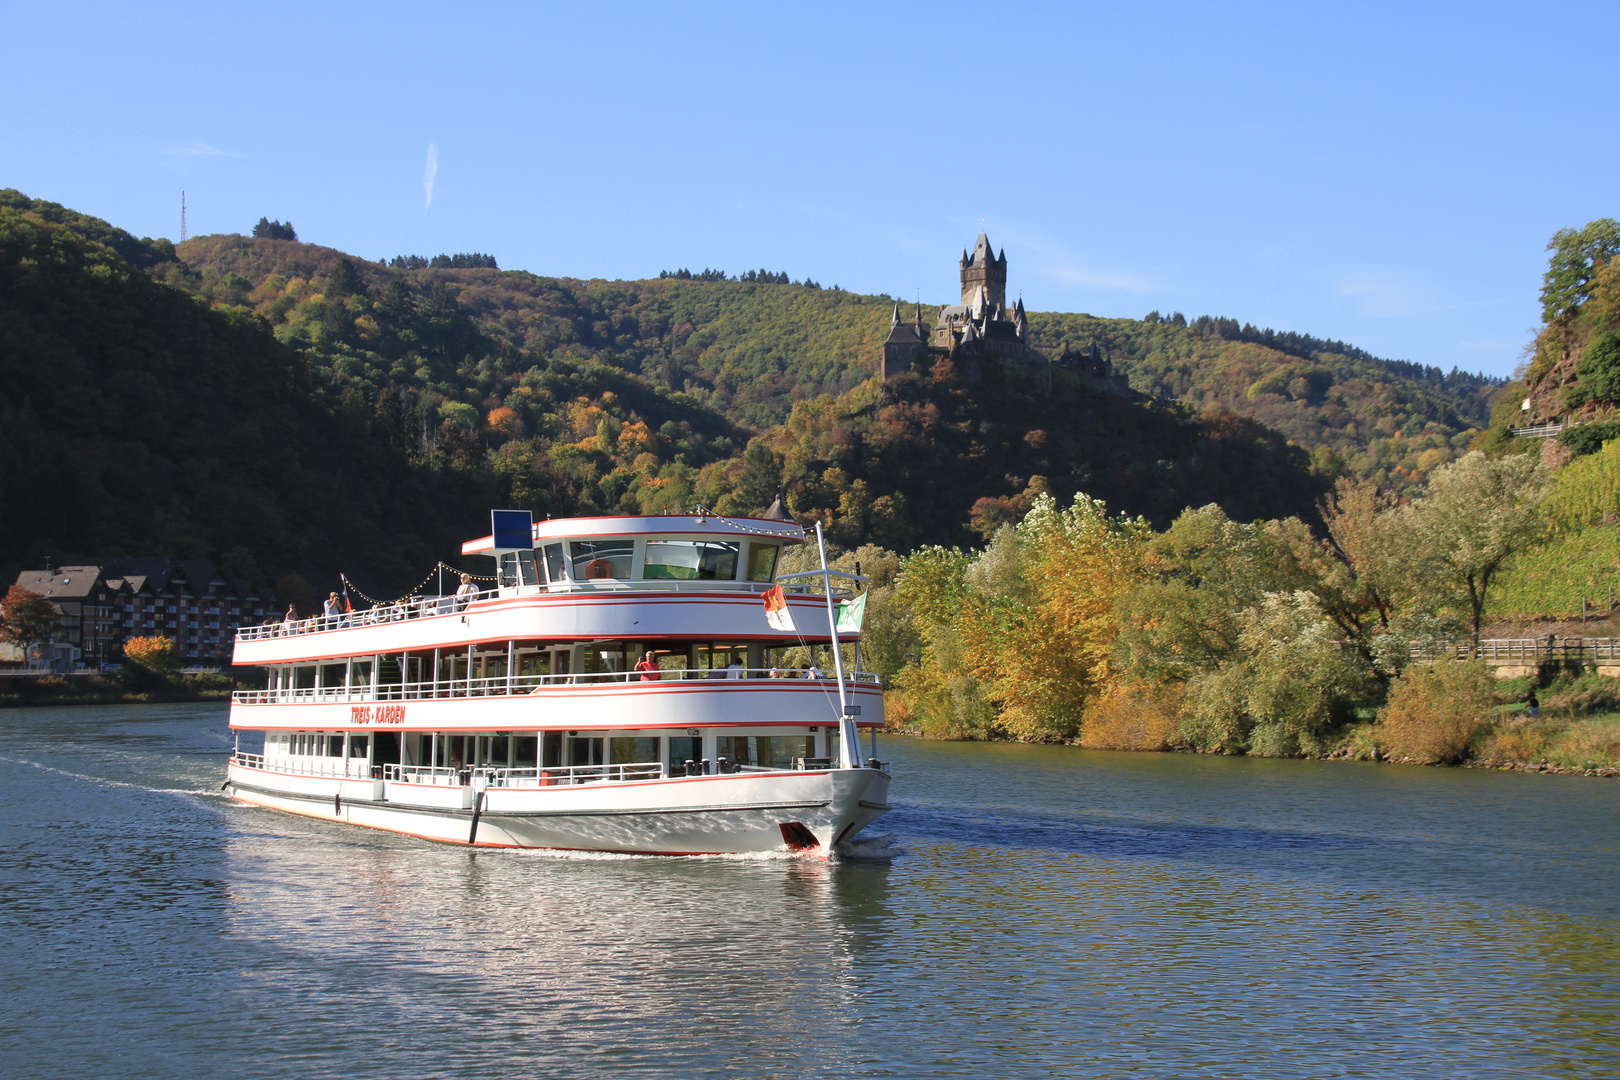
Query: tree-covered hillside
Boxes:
[
  {"xmin": 0, "ymin": 190, "xmax": 1503, "ymax": 596},
  {"xmin": 173, "ymin": 230, "xmax": 1501, "ymax": 493},
  {"xmin": 0, "ymin": 201, "xmax": 495, "ymax": 595}
]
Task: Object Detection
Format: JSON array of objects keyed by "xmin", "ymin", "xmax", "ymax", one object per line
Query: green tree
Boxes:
[
  {"xmin": 1563, "ymin": 330, "xmax": 1620, "ymax": 409},
  {"xmin": 1407, "ymin": 451, "xmax": 1551, "ymax": 650},
  {"xmin": 0, "ymin": 586, "xmax": 58, "ymax": 652},
  {"xmin": 737, "ymin": 438, "xmax": 783, "ymax": 511},
  {"xmin": 1541, "ymin": 218, "xmax": 1620, "ymax": 323}
]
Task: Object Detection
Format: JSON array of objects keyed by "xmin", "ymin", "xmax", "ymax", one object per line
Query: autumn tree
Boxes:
[
  {"xmin": 0, "ymin": 586, "xmax": 58, "ymax": 652},
  {"xmin": 123, "ymin": 635, "xmax": 178, "ymax": 675},
  {"xmin": 1541, "ymin": 218, "xmax": 1620, "ymax": 323},
  {"xmin": 956, "ymin": 493, "xmax": 1149, "ymax": 740},
  {"xmin": 1407, "ymin": 451, "xmax": 1551, "ymax": 651}
]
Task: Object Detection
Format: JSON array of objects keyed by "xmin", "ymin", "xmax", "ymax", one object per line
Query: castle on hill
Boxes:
[{"xmin": 879, "ymin": 233, "xmax": 1129, "ymax": 395}]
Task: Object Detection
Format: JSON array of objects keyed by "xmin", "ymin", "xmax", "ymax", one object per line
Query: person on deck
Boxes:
[
  {"xmin": 282, "ymin": 604, "xmax": 300, "ymax": 635},
  {"xmin": 804, "ymin": 662, "xmax": 821, "ymax": 679},
  {"xmin": 454, "ymin": 574, "xmax": 478, "ymax": 611},
  {"xmin": 635, "ymin": 650, "xmax": 661, "ymax": 682},
  {"xmin": 323, "ymin": 592, "xmax": 340, "ymax": 626}
]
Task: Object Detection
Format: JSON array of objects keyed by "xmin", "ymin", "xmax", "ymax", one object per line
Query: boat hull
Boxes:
[{"xmin": 225, "ymin": 763, "xmax": 890, "ymax": 855}]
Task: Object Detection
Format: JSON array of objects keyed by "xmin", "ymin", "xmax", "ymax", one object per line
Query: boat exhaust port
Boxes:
[{"xmin": 778, "ymin": 822, "xmax": 821, "ymax": 851}]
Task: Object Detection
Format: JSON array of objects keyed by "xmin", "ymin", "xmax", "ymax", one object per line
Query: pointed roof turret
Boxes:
[
  {"xmin": 891, "ymin": 302, "xmax": 902, "ymax": 327},
  {"xmin": 763, "ymin": 493, "xmax": 795, "ymax": 522},
  {"xmin": 970, "ymin": 231, "xmax": 994, "ymax": 267}
]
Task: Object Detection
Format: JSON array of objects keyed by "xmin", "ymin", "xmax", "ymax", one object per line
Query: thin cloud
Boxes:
[
  {"xmin": 991, "ymin": 226, "xmax": 1157, "ymax": 293},
  {"xmin": 424, "ymin": 143, "xmax": 439, "ymax": 212},
  {"xmin": 1331, "ymin": 266, "xmax": 1505, "ymax": 318},
  {"xmin": 168, "ymin": 141, "xmax": 238, "ymax": 158}
]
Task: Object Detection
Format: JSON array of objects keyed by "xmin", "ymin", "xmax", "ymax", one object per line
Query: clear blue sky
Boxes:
[{"xmin": 5, "ymin": 1, "xmax": 1617, "ymax": 378}]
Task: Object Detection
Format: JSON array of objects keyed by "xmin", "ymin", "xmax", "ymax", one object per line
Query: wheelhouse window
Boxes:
[
  {"xmin": 570, "ymin": 540, "xmax": 633, "ymax": 580},
  {"xmin": 542, "ymin": 543, "xmax": 567, "ymax": 582},
  {"xmin": 643, "ymin": 540, "xmax": 739, "ymax": 581},
  {"xmin": 498, "ymin": 550, "xmax": 541, "ymax": 587},
  {"xmin": 745, "ymin": 542, "xmax": 779, "ymax": 582}
]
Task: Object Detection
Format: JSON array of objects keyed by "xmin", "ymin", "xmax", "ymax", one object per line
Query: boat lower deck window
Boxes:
[
  {"xmin": 568, "ymin": 736, "xmax": 604, "ymax": 767},
  {"xmin": 716, "ymin": 735, "xmax": 815, "ymax": 770},
  {"xmin": 610, "ymin": 737, "xmax": 659, "ymax": 764}
]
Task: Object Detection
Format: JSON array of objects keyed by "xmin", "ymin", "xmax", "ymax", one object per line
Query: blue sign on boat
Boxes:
[{"xmin": 491, "ymin": 509, "xmax": 534, "ymax": 550}]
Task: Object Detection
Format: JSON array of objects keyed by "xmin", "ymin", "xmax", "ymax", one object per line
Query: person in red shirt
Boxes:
[{"xmin": 635, "ymin": 650, "xmax": 661, "ymax": 681}]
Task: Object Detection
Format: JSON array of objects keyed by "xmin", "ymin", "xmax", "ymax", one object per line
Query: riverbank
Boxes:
[
  {"xmin": 886, "ymin": 668, "xmax": 1620, "ymax": 776},
  {"xmin": 0, "ymin": 673, "xmax": 237, "ymax": 709}
]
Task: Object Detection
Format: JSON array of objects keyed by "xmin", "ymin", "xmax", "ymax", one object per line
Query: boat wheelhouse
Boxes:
[{"xmin": 223, "ymin": 512, "xmax": 890, "ymax": 854}]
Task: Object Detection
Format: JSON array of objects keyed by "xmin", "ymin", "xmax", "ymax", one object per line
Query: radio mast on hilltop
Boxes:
[{"xmin": 180, "ymin": 191, "xmax": 187, "ymax": 242}]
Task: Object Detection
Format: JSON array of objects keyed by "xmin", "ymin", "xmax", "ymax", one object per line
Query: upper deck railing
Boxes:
[
  {"xmin": 236, "ymin": 576, "xmax": 860, "ymax": 643},
  {"xmin": 230, "ymin": 667, "xmax": 881, "ymax": 705}
]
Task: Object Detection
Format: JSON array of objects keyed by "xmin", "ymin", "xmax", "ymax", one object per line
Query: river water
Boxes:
[{"xmin": 0, "ymin": 703, "xmax": 1615, "ymax": 1079}]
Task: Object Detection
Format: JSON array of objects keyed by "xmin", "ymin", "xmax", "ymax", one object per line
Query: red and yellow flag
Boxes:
[{"xmin": 762, "ymin": 585, "xmax": 795, "ymax": 632}]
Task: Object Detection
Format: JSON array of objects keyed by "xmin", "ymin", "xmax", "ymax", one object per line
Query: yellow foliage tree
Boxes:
[
  {"xmin": 957, "ymin": 494, "xmax": 1149, "ymax": 740},
  {"xmin": 123, "ymin": 635, "xmax": 178, "ymax": 674}
]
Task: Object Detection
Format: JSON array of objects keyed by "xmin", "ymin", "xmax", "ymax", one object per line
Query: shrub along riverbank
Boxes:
[
  {"xmin": 0, "ymin": 672, "xmax": 238, "ymax": 709},
  {"xmin": 834, "ymin": 445, "xmax": 1620, "ymax": 776}
]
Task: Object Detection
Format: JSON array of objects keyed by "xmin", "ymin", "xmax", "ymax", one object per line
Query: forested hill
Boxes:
[
  {"xmin": 0, "ymin": 190, "xmax": 1497, "ymax": 592},
  {"xmin": 174, "ymin": 230, "xmax": 1502, "ymax": 490}
]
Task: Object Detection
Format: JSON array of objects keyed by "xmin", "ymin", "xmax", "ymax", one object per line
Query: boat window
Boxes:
[
  {"xmin": 746, "ymin": 542, "xmax": 780, "ymax": 582},
  {"xmin": 349, "ymin": 660, "xmax": 372, "ymax": 690},
  {"xmin": 498, "ymin": 551, "xmax": 541, "ymax": 587},
  {"xmin": 293, "ymin": 666, "xmax": 317, "ymax": 690},
  {"xmin": 568, "ymin": 736, "xmax": 604, "ymax": 767},
  {"xmin": 320, "ymin": 663, "xmax": 346, "ymax": 688},
  {"xmin": 643, "ymin": 540, "xmax": 739, "ymax": 580},
  {"xmin": 542, "ymin": 543, "xmax": 566, "ymax": 583},
  {"xmin": 514, "ymin": 736, "xmax": 539, "ymax": 768},
  {"xmin": 327, "ymin": 735, "xmax": 344, "ymax": 757},
  {"xmin": 667, "ymin": 736, "xmax": 701, "ymax": 771},
  {"xmin": 578, "ymin": 643, "xmax": 627, "ymax": 683},
  {"xmin": 610, "ymin": 737, "xmax": 659, "ymax": 764},
  {"xmin": 348, "ymin": 736, "xmax": 369, "ymax": 759},
  {"xmin": 716, "ymin": 735, "xmax": 815, "ymax": 770},
  {"xmin": 570, "ymin": 540, "xmax": 633, "ymax": 580}
]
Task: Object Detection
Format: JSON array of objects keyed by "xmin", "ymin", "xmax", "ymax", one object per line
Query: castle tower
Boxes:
[{"xmin": 959, "ymin": 231, "xmax": 1008, "ymax": 311}]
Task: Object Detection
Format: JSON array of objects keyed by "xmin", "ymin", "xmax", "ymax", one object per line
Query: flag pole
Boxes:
[{"xmin": 815, "ymin": 522, "xmax": 862, "ymax": 768}]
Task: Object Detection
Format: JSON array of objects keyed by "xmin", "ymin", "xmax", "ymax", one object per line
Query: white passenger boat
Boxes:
[{"xmin": 223, "ymin": 510, "xmax": 890, "ymax": 854}]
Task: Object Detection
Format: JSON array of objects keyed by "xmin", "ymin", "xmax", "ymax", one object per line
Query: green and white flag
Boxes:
[{"xmin": 835, "ymin": 592, "xmax": 867, "ymax": 633}]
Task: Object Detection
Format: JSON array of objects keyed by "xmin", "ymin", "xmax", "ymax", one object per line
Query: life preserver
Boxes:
[{"xmin": 585, "ymin": 558, "xmax": 613, "ymax": 579}]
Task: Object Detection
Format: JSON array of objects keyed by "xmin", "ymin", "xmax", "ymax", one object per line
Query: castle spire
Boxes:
[{"xmin": 891, "ymin": 301, "xmax": 901, "ymax": 327}]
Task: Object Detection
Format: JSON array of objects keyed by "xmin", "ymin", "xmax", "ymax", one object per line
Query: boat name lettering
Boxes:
[{"xmin": 351, "ymin": 704, "xmax": 406, "ymax": 725}]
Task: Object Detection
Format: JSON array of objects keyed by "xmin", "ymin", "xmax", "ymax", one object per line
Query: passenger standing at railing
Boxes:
[
  {"xmin": 635, "ymin": 650, "xmax": 661, "ymax": 681},
  {"xmin": 282, "ymin": 604, "xmax": 300, "ymax": 635},
  {"xmin": 323, "ymin": 592, "xmax": 341, "ymax": 628},
  {"xmin": 725, "ymin": 660, "xmax": 743, "ymax": 679},
  {"xmin": 803, "ymin": 662, "xmax": 821, "ymax": 679},
  {"xmin": 454, "ymin": 574, "xmax": 478, "ymax": 611}
]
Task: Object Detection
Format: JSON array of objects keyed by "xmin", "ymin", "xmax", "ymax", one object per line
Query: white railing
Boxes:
[
  {"xmin": 377, "ymin": 762, "xmax": 664, "ymax": 786},
  {"xmin": 1410, "ymin": 638, "xmax": 1620, "ymax": 663},
  {"xmin": 230, "ymin": 667, "xmax": 880, "ymax": 705},
  {"xmin": 235, "ymin": 576, "xmax": 861, "ymax": 642},
  {"xmin": 229, "ymin": 751, "xmax": 371, "ymax": 778},
  {"xmin": 1511, "ymin": 422, "xmax": 1566, "ymax": 438}
]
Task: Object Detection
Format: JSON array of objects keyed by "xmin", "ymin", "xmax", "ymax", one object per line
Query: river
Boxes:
[{"xmin": 0, "ymin": 702, "xmax": 1615, "ymax": 1079}]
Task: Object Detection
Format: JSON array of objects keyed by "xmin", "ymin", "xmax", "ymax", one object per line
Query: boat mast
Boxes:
[{"xmin": 815, "ymin": 522, "xmax": 863, "ymax": 768}]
